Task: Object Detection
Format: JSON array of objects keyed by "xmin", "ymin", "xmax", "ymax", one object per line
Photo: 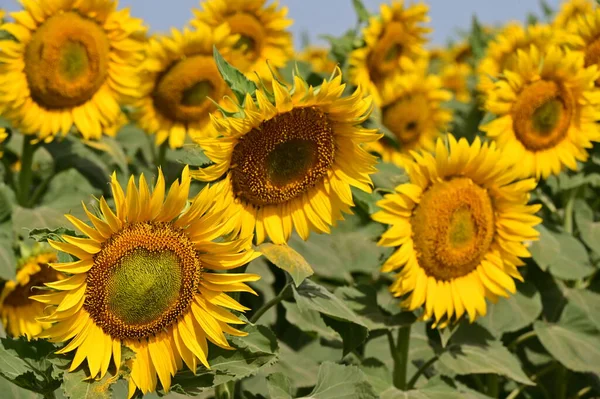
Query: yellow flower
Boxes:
[
  {"xmin": 477, "ymin": 23, "xmax": 572, "ymax": 95},
  {"xmin": 481, "ymin": 46, "xmax": 600, "ymax": 179},
  {"xmin": 0, "ymin": 251, "xmax": 60, "ymax": 339},
  {"xmin": 0, "ymin": 0, "xmax": 146, "ymax": 142},
  {"xmin": 373, "ymin": 136, "xmax": 541, "ymax": 327},
  {"xmin": 33, "ymin": 167, "xmax": 260, "ymax": 397},
  {"xmin": 299, "ymin": 46, "xmax": 337, "ymax": 74},
  {"xmin": 191, "ymin": 0, "xmax": 293, "ymax": 82},
  {"xmin": 570, "ymin": 7, "xmax": 600, "ymax": 85},
  {"xmin": 133, "ymin": 25, "xmax": 237, "ymax": 149},
  {"xmin": 348, "ymin": 0, "xmax": 430, "ymax": 104},
  {"xmin": 192, "ymin": 70, "xmax": 380, "ymax": 245},
  {"xmin": 440, "ymin": 62, "xmax": 472, "ymax": 103},
  {"xmin": 553, "ymin": 0, "xmax": 595, "ymax": 30},
  {"xmin": 367, "ymin": 70, "xmax": 452, "ymax": 167}
]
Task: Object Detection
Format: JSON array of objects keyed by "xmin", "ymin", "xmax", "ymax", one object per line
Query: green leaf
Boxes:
[
  {"xmin": 0, "ymin": 378, "xmax": 38, "ymax": 399},
  {"xmin": 352, "ymin": 0, "xmax": 370, "ymax": 23},
  {"xmin": 12, "ymin": 206, "xmax": 67, "ymax": 239},
  {"xmin": 0, "ymin": 183, "xmax": 15, "ymax": 222},
  {"xmin": 293, "ymin": 279, "xmax": 367, "ymax": 328},
  {"xmin": 324, "ymin": 317, "xmax": 369, "ymax": 356},
  {"xmin": 351, "ymin": 186, "xmax": 383, "ymax": 215},
  {"xmin": 437, "ymin": 323, "xmax": 533, "ymax": 385},
  {"xmin": 574, "ymin": 209, "xmax": 600, "ymax": 255},
  {"xmin": 62, "ymin": 368, "xmax": 119, "ymax": 399},
  {"xmin": 176, "ymin": 145, "xmax": 212, "ymax": 167},
  {"xmin": 282, "ymin": 301, "xmax": 341, "ymax": 342},
  {"xmin": 300, "ymin": 362, "xmax": 377, "ymax": 399},
  {"xmin": 41, "ymin": 169, "xmax": 100, "ymax": 216},
  {"xmin": 29, "ymin": 227, "xmax": 78, "ymax": 243},
  {"xmin": 267, "ymin": 373, "xmax": 293, "ymax": 399},
  {"xmin": 564, "ymin": 288, "xmax": 600, "ymax": 331},
  {"xmin": 529, "ymin": 226, "xmax": 594, "ymax": 280},
  {"xmin": 469, "ymin": 16, "xmax": 487, "ymax": 61},
  {"xmin": 477, "ymin": 281, "xmax": 543, "ymax": 337},
  {"xmin": 268, "ymin": 342, "xmax": 320, "ymax": 389},
  {"xmin": 84, "ymin": 136, "xmax": 129, "ymax": 174},
  {"xmin": 358, "ymin": 358, "xmax": 392, "ymax": 395},
  {"xmin": 321, "ymin": 29, "xmax": 358, "ymax": 65},
  {"xmin": 289, "ymin": 214, "xmax": 392, "ymax": 281},
  {"xmin": 256, "ymin": 243, "xmax": 314, "ymax": 287},
  {"xmin": 213, "ymin": 46, "xmax": 257, "ymax": 104},
  {"xmin": 540, "ymin": 0, "xmax": 554, "ymax": 18},
  {"xmin": 371, "ymin": 161, "xmax": 408, "ymax": 191},
  {"xmin": 0, "ymin": 238, "xmax": 16, "ymax": 280},
  {"xmin": 334, "ymin": 285, "xmax": 416, "ymax": 331},
  {"xmin": 381, "ymin": 377, "xmax": 482, "ymax": 399}
]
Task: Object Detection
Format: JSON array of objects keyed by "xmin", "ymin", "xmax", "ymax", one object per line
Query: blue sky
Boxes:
[{"xmin": 0, "ymin": 0, "xmax": 564, "ymax": 47}]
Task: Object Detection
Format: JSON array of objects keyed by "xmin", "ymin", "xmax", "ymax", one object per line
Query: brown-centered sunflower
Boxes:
[
  {"xmin": 373, "ymin": 136, "xmax": 541, "ymax": 327},
  {"xmin": 192, "ymin": 69, "xmax": 380, "ymax": 245},
  {"xmin": 191, "ymin": 0, "xmax": 293, "ymax": 82},
  {"xmin": 367, "ymin": 69, "xmax": 452, "ymax": 167},
  {"xmin": 32, "ymin": 166, "xmax": 260, "ymax": 397},
  {"xmin": 481, "ymin": 45, "xmax": 600, "ymax": 179},
  {"xmin": 348, "ymin": 0, "xmax": 430, "ymax": 105},
  {"xmin": 554, "ymin": 0, "xmax": 595, "ymax": 30},
  {"xmin": 570, "ymin": 7, "xmax": 600, "ymax": 85},
  {"xmin": 0, "ymin": 250, "xmax": 61, "ymax": 339},
  {"xmin": 0, "ymin": 0, "xmax": 146, "ymax": 142},
  {"xmin": 133, "ymin": 24, "xmax": 238, "ymax": 149}
]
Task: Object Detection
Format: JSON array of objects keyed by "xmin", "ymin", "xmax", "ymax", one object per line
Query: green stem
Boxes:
[
  {"xmin": 17, "ymin": 137, "xmax": 37, "ymax": 207},
  {"xmin": 392, "ymin": 325, "xmax": 411, "ymax": 390},
  {"xmin": 156, "ymin": 141, "xmax": 167, "ymax": 169},
  {"xmin": 249, "ymin": 283, "xmax": 291, "ymax": 324},
  {"xmin": 556, "ymin": 366, "xmax": 568, "ymax": 399},
  {"xmin": 214, "ymin": 380, "xmax": 234, "ymax": 399},
  {"xmin": 563, "ymin": 188, "xmax": 577, "ymax": 234},
  {"xmin": 508, "ymin": 330, "xmax": 537, "ymax": 351},
  {"xmin": 486, "ymin": 374, "xmax": 499, "ymax": 398},
  {"xmin": 406, "ymin": 355, "xmax": 438, "ymax": 389},
  {"xmin": 506, "ymin": 363, "xmax": 558, "ymax": 399}
]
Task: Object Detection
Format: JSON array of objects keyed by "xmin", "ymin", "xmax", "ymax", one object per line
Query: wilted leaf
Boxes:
[
  {"xmin": 299, "ymin": 362, "xmax": 377, "ymax": 399},
  {"xmin": 257, "ymin": 243, "xmax": 314, "ymax": 287}
]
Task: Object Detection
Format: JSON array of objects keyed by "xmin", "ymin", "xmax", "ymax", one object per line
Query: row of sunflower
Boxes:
[{"xmin": 0, "ymin": 0, "xmax": 599, "ymax": 398}]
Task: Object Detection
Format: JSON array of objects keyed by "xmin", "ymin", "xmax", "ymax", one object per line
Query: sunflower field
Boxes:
[{"xmin": 0, "ymin": 0, "xmax": 600, "ymax": 398}]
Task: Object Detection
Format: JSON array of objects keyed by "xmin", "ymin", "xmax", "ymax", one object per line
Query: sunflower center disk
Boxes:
[
  {"xmin": 411, "ymin": 178, "xmax": 495, "ymax": 281},
  {"xmin": 4, "ymin": 265, "xmax": 58, "ymax": 307},
  {"xmin": 383, "ymin": 95, "xmax": 430, "ymax": 148},
  {"xmin": 85, "ymin": 223, "xmax": 200, "ymax": 340},
  {"xmin": 584, "ymin": 38, "xmax": 600, "ymax": 84},
  {"xmin": 25, "ymin": 12, "xmax": 109, "ymax": 109},
  {"xmin": 369, "ymin": 22, "xmax": 407, "ymax": 77},
  {"xmin": 512, "ymin": 80, "xmax": 573, "ymax": 151},
  {"xmin": 106, "ymin": 249, "xmax": 182, "ymax": 326},
  {"xmin": 153, "ymin": 55, "xmax": 221, "ymax": 123},
  {"xmin": 231, "ymin": 107, "xmax": 335, "ymax": 206},
  {"xmin": 227, "ymin": 12, "xmax": 264, "ymax": 61}
]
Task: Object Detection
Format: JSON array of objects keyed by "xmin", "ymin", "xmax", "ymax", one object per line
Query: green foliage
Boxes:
[
  {"xmin": 213, "ymin": 46, "xmax": 257, "ymax": 104},
  {"xmin": 352, "ymin": 0, "xmax": 371, "ymax": 24}
]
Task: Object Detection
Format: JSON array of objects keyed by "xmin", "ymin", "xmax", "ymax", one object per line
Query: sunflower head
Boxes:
[
  {"xmin": 373, "ymin": 136, "xmax": 542, "ymax": 327},
  {"xmin": 134, "ymin": 24, "xmax": 238, "ymax": 149},
  {"xmin": 481, "ymin": 45, "xmax": 600, "ymax": 179},
  {"xmin": 553, "ymin": 0, "xmax": 595, "ymax": 30},
  {"xmin": 570, "ymin": 7, "xmax": 600, "ymax": 85},
  {"xmin": 299, "ymin": 46, "xmax": 337, "ymax": 75},
  {"xmin": 477, "ymin": 23, "xmax": 574, "ymax": 95},
  {"xmin": 33, "ymin": 166, "xmax": 260, "ymax": 396},
  {"xmin": 348, "ymin": 0, "xmax": 431, "ymax": 104},
  {"xmin": 0, "ymin": 250, "xmax": 60, "ymax": 339},
  {"xmin": 192, "ymin": 68, "xmax": 380, "ymax": 245},
  {"xmin": 367, "ymin": 70, "xmax": 452, "ymax": 166},
  {"xmin": 191, "ymin": 0, "xmax": 293, "ymax": 82},
  {"xmin": 0, "ymin": 0, "xmax": 146, "ymax": 141}
]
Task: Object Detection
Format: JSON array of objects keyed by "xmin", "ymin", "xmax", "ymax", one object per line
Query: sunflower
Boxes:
[
  {"xmin": 570, "ymin": 7, "xmax": 600, "ymax": 85},
  {"xmin": 299, "ymin": 46, "xmax": 337, "ymax": 75},
  {"xmin": 191, "ymin": 0, "xmax": 293, "ymax": 82},
  {"xmin": 553, "ymin": 0, "xmax": 595, "ymax": 30},
  {"xmin": 32, "ymin": 166, "xmax": 260, "ymax": 397},
  {"xmin": 0, "ymin": 0, "xmax": 146, "ymax": 142},
  {"xmin": 367, "ymin": 70, "xmax": 452, "ymax": 167},
  {"xmin": 192, "ymin": 70, "xmax": 380, "ymax": 245},
  {"xmin": 348, "ymin": 0, "xmax": 430, "ymax": 104},
  {"xmin": 373, "ymin": 136, "xmax": 541, "ymax": 327},
  {"xmin": 0, "ymin": 251, "xmax": 60, "ymax": 339},
  {"xmin": 440, "ymin": 62, "xmax": 472, "ymax": 103},
  {"xmin": 481, "ymin": 46, "xmax": 600, "ymax": 179},
  {"xmin": 134, "ymin": 25, "xmax": 238, "ymax": 149},
  {"xmin": 477, "ymin": 23, "xmax": 573, "ymax": 95}
]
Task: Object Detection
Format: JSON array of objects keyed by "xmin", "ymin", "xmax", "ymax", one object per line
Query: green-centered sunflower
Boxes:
[
  {"xmin": 134, "ymin": 24, "xmax": 238, "ymax": 149},
  {"xmin": 477, "ymin": 23, "xmax": 573, "ymax": 96},
  {"xmin": 0, "ymin": 0, "xmax": 146, "ymax": 142},
  {"xmin": 348, "ymin": 0, "xmax": 430, "ymax": 105},
  {"xmin": 481, "ymin": 46, "xmax": 600, "ymax": 179},
  {"xmin": 373, "ymin": 136, "xmax": 541, "ymax": 327},
  {"xmin": 192, "ymin": 70, "xmax": 380, "ymax": 245},
  {"xmin": 191, "ymin": 0, "xmax": 293, "ymax": 82},
  {"xmin": 367, "ymin": 70, "xmax": 452, "ymax": 167},
  {"xmin": 554, "ymin": 0, "xmax": 595, "ymax": 30},
  {"xmin": 0, "ymin": 250, "xmax": 61, "ymax": 339},
  {"xmin": 32, "ymin": 166, "xmax": 260, "ymax": 397}
]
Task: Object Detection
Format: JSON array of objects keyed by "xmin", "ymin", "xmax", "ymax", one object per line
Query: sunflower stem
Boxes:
[
  {"xmin": 406, "ymin": 355, "xmax": 438, "ymax": 389},
  {"xmin": 17, "ymin": 137, "xmax": 37, "ymax": 207},
  {"xmin": 249, "ymin": 283, "xmax": 291, "ymax": 324},
  {"xmin": 391, "ymin": 325, "xmax": 411, "ymax": 390},
  {"xmin": 156, "ymin": 141, "xmax": 168, "ymax": 169},
  {"xmin": 214, "ymin": 380, "xmax": 235, "ymax": 399},
  {"xmin": 563, "ymin": 188, "xmax": 577, "ymax": 234},
  {"xmin": 486, "ymin": 374, "xmax": 499, "ymax": 397}
]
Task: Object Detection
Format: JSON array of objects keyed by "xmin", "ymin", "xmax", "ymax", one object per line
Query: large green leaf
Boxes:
[
  {"xmin": 371, "ymin": 161, "xmax": 408, "ymax": 191},
  {"xmin": 477, "ymin": 281, "xmax": 542, "ymax": 337},
  {"xmin": 267, "ymin": 343, "xmax": 320, "ymax": 389},
  {"xmin": 0, "ymin": 237, "xmax": 16, "ymax": 280},
  {"xmin": 0, "ymin": 378, "xmax": 38, "ymax": 399},
  {"xmin": 324, "ymin": 317, "xmax": 369, "ymax": 357},
  {"xmin": 12, "ymin": 206, "xmax": 67, "ymax": 239},
  {"xmin": 40, "ymin": 169, "xmax": 100, "ymax": 217},
  {"xmin": 437, "ymin": 324, "xmax": 533, "ymax": 385},
  {"xmin": 256, "ymin": 243, "xmax": 314, "ymax": 287},
  {"xmin": 62, "ymin": 368, "xmax": 119, "ymax": 399},
  {"xmin": 575, "ymin": 206, "xmax": 600, "ymax": 255},
  {"xmin": 267, "ymin": 372, "xmax": 294, "ymax": 399},
  {"xmin": 299, "ymin": 362, "xmax": 377, "ymax": 399},
  {"xmin": 564, "ymin": 288, "xmax": 600, "ymax": 330},
  {"xmin": 0, "ymin": 183, "xmax": 15, "ymax": 222},
  {"xmin": 282, "ymin": 301, "xmax": 341, "ymax": 342}
]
